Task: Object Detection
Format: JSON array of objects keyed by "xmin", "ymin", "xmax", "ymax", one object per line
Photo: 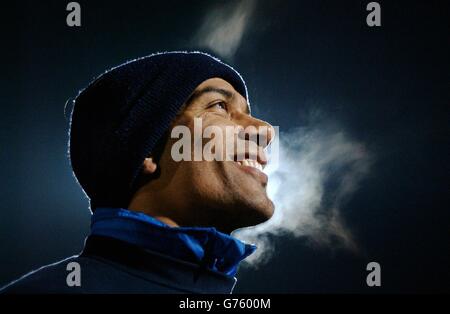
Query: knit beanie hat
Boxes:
[{"xmin": 69, "ymin": 51, "xmax": 248, "ymax": 210}]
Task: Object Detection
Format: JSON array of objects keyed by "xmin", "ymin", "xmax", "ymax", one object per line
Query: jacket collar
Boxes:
[
  {"xmin": 81, "ymin": 235, "xmax": 238, "ymax": 293},
  {"xmin": 89, "ymin": 208, "xmax": 256, "ymax": 277}
]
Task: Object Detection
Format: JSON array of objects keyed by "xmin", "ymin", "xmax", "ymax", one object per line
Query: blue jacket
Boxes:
[{"xmin": 1, "ymin": 208, "xmax": 256, "ymax": 294}]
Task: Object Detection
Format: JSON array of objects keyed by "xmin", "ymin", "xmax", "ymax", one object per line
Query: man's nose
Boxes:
[{"xmin": 237, "ymin": 114, "xmax": 274, "ymax": 148}]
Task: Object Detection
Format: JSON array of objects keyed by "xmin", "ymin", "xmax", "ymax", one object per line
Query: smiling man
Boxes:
[{"xmin": 1, "ymin": 51, "xmax": 274, "ymax": 294}]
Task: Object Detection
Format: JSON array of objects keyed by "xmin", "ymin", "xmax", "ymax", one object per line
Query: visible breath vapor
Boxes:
[
  {"xmin": 193, "ymin": 0, "xmax": 256, "ymax": 59},
  {"xmin": 192, "ymin": 2, "xmax": 373, "ymax": 265},
  {"xmin": 234, "ymin": 120, "xmax": 372, "ymax": 266}
]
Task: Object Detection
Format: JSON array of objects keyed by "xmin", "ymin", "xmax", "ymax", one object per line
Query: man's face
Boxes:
[{"xmin": 148, "ymin": 78, "xmax": 275, "ymax": 233}]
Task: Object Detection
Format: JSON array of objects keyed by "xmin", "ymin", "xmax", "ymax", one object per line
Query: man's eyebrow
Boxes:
[
  {"xmin": 186, "ymin": 87, "xmax": 233, "ymax": 105},
  {"xmin": 186, "ymin": 86, "xmax": 250, "ymax": 114}
]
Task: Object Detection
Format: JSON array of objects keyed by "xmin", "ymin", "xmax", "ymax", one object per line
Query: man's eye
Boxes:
[{"xmin": 211, "ymin": 101, "xmax": 227, "ymax": 111}]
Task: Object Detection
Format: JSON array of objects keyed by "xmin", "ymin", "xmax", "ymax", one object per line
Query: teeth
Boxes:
[{"xmin": 238, "ymin": 159, "xmax": 263, "ymax": 171}]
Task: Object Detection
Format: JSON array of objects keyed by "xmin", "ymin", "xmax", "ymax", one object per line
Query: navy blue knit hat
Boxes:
[{"xmin": 69, "ymin": 51, "xmax": 248, "ymax": 210}]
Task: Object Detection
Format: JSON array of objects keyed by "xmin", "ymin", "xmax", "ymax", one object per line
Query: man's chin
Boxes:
[
  {"xmin": 236, "ymin": 197, "xmax": 275, "ymax": 228},
  {"xmin": 211, "ymin": 197, "xmax": 274, "ymax": 234}
]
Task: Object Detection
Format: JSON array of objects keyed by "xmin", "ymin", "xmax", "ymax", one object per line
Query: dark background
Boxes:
[{"xmin": 1, "ymin": 0, "xmax": 448, "ymax": 293}]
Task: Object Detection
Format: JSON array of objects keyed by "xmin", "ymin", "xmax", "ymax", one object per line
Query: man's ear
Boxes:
[{"xmin": 142, "ymin": 157, "xmax": 158, "ymax": 174}]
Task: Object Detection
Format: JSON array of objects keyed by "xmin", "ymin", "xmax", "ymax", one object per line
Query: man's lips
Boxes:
[{"xmin": 234, "ymin": 159, "xmax": 268, "ymax": 186}]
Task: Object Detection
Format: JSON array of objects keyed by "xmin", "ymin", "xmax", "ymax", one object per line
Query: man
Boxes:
[{"xmin": 1, "ymin": 51, "xmax": 274, "ymax": 294}]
